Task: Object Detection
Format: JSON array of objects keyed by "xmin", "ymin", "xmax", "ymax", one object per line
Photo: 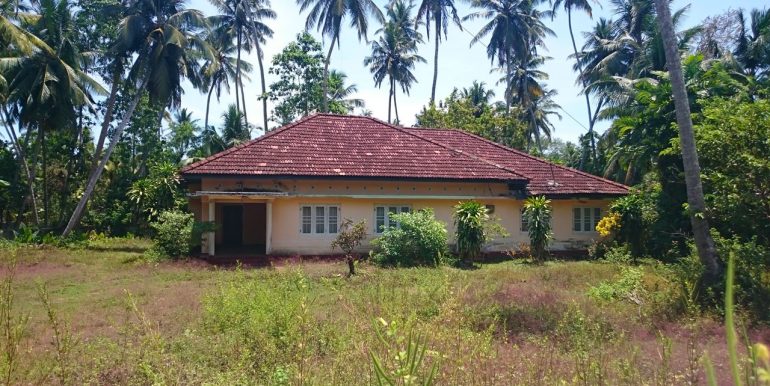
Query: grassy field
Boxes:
[{"xmin": 1, "ymin": 238, "xmax": 766, "ymax": 385}]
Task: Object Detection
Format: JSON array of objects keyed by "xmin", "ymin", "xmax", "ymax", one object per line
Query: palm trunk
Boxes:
[
  {"xmin": 90, "ymin": 64, "xmax": 122, "ymax": 175},
  {"xmin": 255, "ymin": 39, "xmax": 268, "ymax": 132},
  {"xmin": 393, "ymin": 79, "xmax": 400, "ymax": 124},
  {"xmin": 235, "ymin": 30, "xmax": 242, "ymax": 115},
  {"xmin": 430, "ymin": 22, "xmax": 440, "ymax": 106},
  {"xmin": 239, "ymin": 69, "xmax": 248, "ymax": 126},
  {"xmin": 41, "ymin": 127, "xmax": 49, "ymax": 227},
  {"xmin": 27, "ymin": 125, "xmax": 41, "ymax": 223},
  {"xmin": 323, "ymin": 38, "xmax": 335, "ymax": 113},
  {"xmin": 204, "ymin": 80, "xmax": 215, "ymax": 132},
  {"xmin": 654, "ymin": 0, "xmax": 720, "ymax": 280},
  {"xmin": 63, "ymin": 76, "xmax": 150, "ymax": 236},
  {"xmin": 505, "ymin": 49, "xmax": 512, "ymax": 111},
  {"xmin": 387, "ymin": 75, "xmax": 393, "ymax": 123},
  {"xmin": 567, "ymin": 9, "xmax": 597, "ymax": 168},
  {"xmin": 1, "ymin": 110, "xmax": 39, "ymax": 225}
]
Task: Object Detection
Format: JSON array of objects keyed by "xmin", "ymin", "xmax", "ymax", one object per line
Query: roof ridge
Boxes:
[
  {"xmin": 415, "ymin": 127, "xmax": 628, "ymax": 191},
  {"xmin": 363, "ymin": 116, "xmax": 529, "ymax": 181},
  {"xmin": 181, "ymin": 113, "xmax": 321, "ymax": 174}
]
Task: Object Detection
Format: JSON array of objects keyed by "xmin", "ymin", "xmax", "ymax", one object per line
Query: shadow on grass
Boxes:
[{"xmin": 86, "ymin": 245, "xmax": 148, "ymax": 254}]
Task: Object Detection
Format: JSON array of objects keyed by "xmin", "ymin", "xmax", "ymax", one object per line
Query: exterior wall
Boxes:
[
  {"xmin": 192, "ymin": 177, "xmax": 616, "ymax": 255},
  {"xmin": 269, "ymin": 196, "xmax": 611, "ymax": 255}
]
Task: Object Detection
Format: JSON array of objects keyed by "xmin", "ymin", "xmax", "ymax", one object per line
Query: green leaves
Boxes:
[
  {"xmin": 453, "ymin": 201, "xmax": 489, "ymax": 261},
  {"xmin": 523, "ymin": 195, "xmax": 553, "ymax": 261}
]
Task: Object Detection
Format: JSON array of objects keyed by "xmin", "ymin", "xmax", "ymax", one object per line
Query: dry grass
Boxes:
[{"xmin": 0, "ymin": 239, "xmax": 767, "ymax": 385}]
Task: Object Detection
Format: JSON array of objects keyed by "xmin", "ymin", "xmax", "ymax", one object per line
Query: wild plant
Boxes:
[
  {"xmin": 370, "ymin": 318, "xmax": 439, "ymax": 386},
  {"xmin": 0, "ymin": 254, "xmax": 29, "ymax": 386},
  {"xmin": 704, "ymin": 251, "xmax": 770, "ymax": 386},
  {"xmin": 37, "ymin": 281, "xmax": 78, "ymax": 385}
]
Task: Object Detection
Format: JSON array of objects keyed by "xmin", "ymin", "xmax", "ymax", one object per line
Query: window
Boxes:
[
  {"xmin": 374, "ymin": 205, "xmax": 411, "ymax": 233},
  {"xmin": 300, "ymin": 205, "xmax": 340, "ymax": 234},
  {"xmin": 573, "ymin": 207, "xmax": 602, "ymax": 232}
]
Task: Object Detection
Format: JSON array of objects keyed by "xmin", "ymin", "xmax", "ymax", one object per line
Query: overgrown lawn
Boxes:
[{"xmin": 1, "ymin": 239, "xmax": 766, "ymax": 385}]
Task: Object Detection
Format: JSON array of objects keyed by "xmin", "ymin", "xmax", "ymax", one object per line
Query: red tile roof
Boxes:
[
  {"xmin": 182, "ymin": 114, "xmax": 628, "ymax": 196},
  {"xmin": 404, "ymin": 127, "xmax": 629, "ymax": 196}
]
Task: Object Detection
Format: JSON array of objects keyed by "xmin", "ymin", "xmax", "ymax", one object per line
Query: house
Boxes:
[{"xmin": 180, "ymin": 114, "xmax": 628, "ymax": 256}]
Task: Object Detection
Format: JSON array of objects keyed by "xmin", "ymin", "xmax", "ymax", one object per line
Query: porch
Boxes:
[{"xmin": 191, "ymin": 191, "xmax": 288, "ymax": 256}]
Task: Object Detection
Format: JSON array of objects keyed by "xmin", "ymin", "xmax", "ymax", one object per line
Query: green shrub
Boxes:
[
  {"xmin": 454, "ymin": 201, "xmax": 487, "ymax": 261},
  {"xmin": 602, "ymin": 245, "xmax": 633, "ymax": 265},
  {"xmin": 523, "ymin": 196, "xmax": 552, "ymax": 261},
  {"xmin": 713, "ymin": 234, "xmax": 770, "ymax": 321},
  {"xmin": 587, "ymin": 267, "xmax": 646, "ymax": 303},
  {"xmin": 149, "ymin": 210, "xmax": 195, "ymax": 259},
  {"xmin": 371, "ymin": 209, "xmax": 448, "ymax": 267}
]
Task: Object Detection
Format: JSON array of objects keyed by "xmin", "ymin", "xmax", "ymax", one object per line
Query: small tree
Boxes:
[
  {"xmin": 331, "ymin": 218, "xmax": 368, "ymax": 276},
  {"xmin": 524, "ymin": 196, "xmax": 553, "ymax": 261},
  {"xmin": 454, "ymin": 201, "xmax": 487, "ymax": 261}
]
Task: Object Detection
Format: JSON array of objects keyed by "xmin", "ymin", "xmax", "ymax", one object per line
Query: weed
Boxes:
[
  {"xmin": 0, "ymin": 253, "xmax": 29, "ymax": 385},
  {"xmin": 37, "ymin": 281, "xmax": 78, "ymax": 385},
  {"xmin": 370, "ymin": 318, "xmax": 439, "ymax": 386}
]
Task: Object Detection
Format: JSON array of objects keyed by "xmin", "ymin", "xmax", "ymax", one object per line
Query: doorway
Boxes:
[
  {"xmin": 216, "ymin": 203, "xmax": 267, "ymax": 255},
  {"xmin": 221, "ymin": 205, "xmax": 243, "ymax": 246}
]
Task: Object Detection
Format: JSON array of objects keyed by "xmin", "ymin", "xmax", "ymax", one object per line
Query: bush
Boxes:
[
  {"xmin": 602, "ymin": 245, "xmax": 633, "ymax": 265},
  {"xmin": 587, "ymin": 267, "xmax": 646, "ymax": 303},
  {"xmin": 454, "ymin": 201, "xmax": 487, "ymax": 261},
  {"xmin": 713, "ymin": 234, "xmax": 770, "ymax": 321},
  {"xmin": 371, "ymin": 209, "xmax": 448, "ymax": 267},
  {"xmin": 666, "ymin": 232, "xmax": 770, "ymax": 321},
  {"xmin": 149, "ymin": 210, "xmax": 195, "ymax": 259},
  {"xmin": 523, "ymin": 196, "xmax": 552, "ymax": 261}
]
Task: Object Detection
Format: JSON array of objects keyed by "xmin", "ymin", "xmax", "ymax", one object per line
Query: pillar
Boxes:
[
  {"xmin": 208, "ymin": 200, "xmax": 215, "ymax": 256},
  {"xmin": 265, "ymin": 201, "xmax": 272, "ymax": 255}
]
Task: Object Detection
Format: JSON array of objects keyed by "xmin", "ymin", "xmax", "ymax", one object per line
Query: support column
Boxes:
[
  {"xmin": 265, "ymin": 201, "xmax": 272, "ymax": 255},
  {"xmin": 208, "ymin": 200, "xmax": 215, "ymax": 256}
]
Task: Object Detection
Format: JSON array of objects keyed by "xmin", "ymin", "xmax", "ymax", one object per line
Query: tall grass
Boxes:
[{"xmin": 3, "ymin": 240, "xmax": 770, "ymax": 384}]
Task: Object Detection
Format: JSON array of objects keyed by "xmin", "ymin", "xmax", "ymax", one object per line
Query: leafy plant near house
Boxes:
[
  {"xmin": 454, "ymin": 201, "xmax": 487, "ymax": 261},
  {"xmin": 331, "ymin": 218, "xmax": 368, "ymax": 276},
  {"xmin": 148, "ymin": 210, "xmax": 195, "ymax": 260},
  {"xmin": 523, "ymin": 196, "xmax": 553, "ymax": 261},
  {"xmin": 453, "ymin": 201, "xmax": 507, "ymax": 262},
  {"xmin": 371, "ymin": 208, "xmax": 447, "ymax": 267}
]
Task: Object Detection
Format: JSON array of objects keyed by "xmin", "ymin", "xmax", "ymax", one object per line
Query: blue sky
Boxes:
[{"xmin": 183, "ymin": 0, "xmax": 767, "ymax": 142}]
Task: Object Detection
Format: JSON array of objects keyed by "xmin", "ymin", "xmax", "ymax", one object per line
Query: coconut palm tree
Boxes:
[
  {"xmin": 4, "ymin": 0, "xmax": 106, "ymax": 226},
  {"xmin": 328, "ymin": 70, "xmax": 365, "ymax": 113},
  {"xmin": 576, "ymin": 2, "xmax": 696, "ymax": 119},
  {"xmin": 551, "ymin": 0, "xmax": 597, "ymax": 167},
  {"xmin": 201, "ymin": 28, "xmax": 250, "ymax": 133},
  {"xmin": 209, "ymin": 0, "xmax": 257, "ymax": 125},
  {"xmin": 365, "ymin": 0, "xmax": 425, "ymax": 123},
  {"xmin": 247, "ymin": 0, "xmax": 275, "ymax": 133},
  {"xmin": 653, "ymin": 0, "xmax": 719, "ymax": 283},
  {"xmin": 735, "ymin": 8, "xmax": 770, "ymax": 78},
  {"xmin": 416, "ymin": 0, "xmax": 461, "ymax": 105},
  {"xmin": 220, "ymin": 104, "xmax": 250, "ymax": 146},
  {"xmin": 63, "ymin": 0, "xmax": 212, "ymax": 236},
  {"xmin": 461, "ymin": 81, "xmax": 495, "ymax": 115},
  {"xmin": 297, "ymin": 0, "xmax": 384, "ymax": 113},
  {"xmin": 465, "ymin": 0, "xmax": 553, "ymax": 109}
]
